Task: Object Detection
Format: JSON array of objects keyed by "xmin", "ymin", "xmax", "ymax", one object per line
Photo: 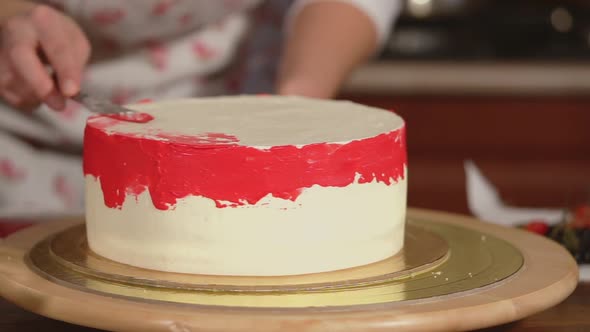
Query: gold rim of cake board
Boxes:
[
  {"xmin": 42, "ymin": 223, "xmax": 449, "ymax": 292},
  {"xmin": 26, "ymin": 218, "xmax": 524, "ymax": 309}
]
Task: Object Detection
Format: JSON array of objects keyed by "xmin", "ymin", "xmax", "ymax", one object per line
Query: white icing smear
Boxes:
[
  {"xmin": 89, "ymin": 96, "xmax": 404, "ymax": 147},
  {"xmin": 85, "ymin": 173, "xmax": 407, "ymax": 276}
]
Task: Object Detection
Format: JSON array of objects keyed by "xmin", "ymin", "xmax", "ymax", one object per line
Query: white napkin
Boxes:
[
  {"xmin": 465, "ymin": 160, "xmax": 564, "ymax": 226},
  {"xmin": 464, "ymin": 160, "xmax": 588, "ymax": 281}
]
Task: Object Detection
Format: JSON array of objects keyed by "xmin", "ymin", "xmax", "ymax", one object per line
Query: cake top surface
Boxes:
[{"xmin": 88, "ymin": 96, "xmax": 404, "ymax": 147}]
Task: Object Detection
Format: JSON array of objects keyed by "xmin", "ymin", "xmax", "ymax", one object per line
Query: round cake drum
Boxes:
[{"xmin": 0, "ymin": 209, "xmax": 578, "ymax": 331}]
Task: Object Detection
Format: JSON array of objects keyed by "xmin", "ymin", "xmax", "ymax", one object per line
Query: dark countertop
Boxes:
[{"xmin": 342, "ymin": 61, "xmax": 590, "ymax": 96}]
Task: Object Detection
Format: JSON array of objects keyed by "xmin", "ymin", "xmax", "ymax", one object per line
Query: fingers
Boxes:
[
  {"xmin": 1, "ymin": 16, "xmax": 54, "ymax": 99},
  {"xmin": 0, "ymin": 61, "xmax": 12, "ymax": 87},
  {"xmin": 0, "ymin": 5, "xmax": 90, "ymax": 111},
  {"xmin": 0, "ymin": 57, "xmax": 39, "ymax": 111},
  {"xmin": 32, "ymin": 5, "xmax": 89, "ymax": 97},
  {"xmin": 44, "ymin": 89, "xmax": 66, "ymax": 110},
  {"xmin": 0, "ymin": 75, "xmax": 42, "ymax": 112}
]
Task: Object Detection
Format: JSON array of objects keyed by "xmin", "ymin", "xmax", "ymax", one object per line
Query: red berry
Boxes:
[
  {"xmin": 572, "ymin": 205, "xmax": 590, "ymax": 229},
  {"xmin": 526, "ymin": 220, "xmax": 550, "ymax": 235},
  {"xmin": 0, "ymin": 222, "xmax": 33, "ymax": 238},
  {"xmin": 575, "ymin": 205, "xmax": 590, "ymax": 217}
]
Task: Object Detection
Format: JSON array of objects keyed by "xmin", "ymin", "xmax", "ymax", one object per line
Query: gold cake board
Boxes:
[{"xmin": 0, "ymin": 208, "xmax": 578, "ymax": 332}]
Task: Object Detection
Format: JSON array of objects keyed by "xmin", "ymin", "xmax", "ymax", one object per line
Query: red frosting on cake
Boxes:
[
  {"xmin": 83, "ymin": 116, "xmax": 407, "ymax": 210},
  {"xmin": 106, "ymin": 112, "xmax": 155, "ymax": 123}
]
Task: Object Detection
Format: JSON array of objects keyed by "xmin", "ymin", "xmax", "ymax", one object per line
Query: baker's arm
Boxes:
[{"xmin": 277, "ymin": 0, "xmax": 401, "ymax": 98}]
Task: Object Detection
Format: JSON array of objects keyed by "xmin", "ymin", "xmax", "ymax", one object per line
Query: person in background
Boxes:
[{"xmin": 0, "ymin": 0, "xmax": 401, "ymax": 218}]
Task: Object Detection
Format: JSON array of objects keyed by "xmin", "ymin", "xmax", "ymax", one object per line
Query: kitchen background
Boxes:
[{"xmin": 342, "ymin": 0, "xmax": 590, "ymax": 216}]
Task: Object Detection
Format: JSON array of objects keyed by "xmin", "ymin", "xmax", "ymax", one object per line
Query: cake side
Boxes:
[
  {"xmin": 85, "ymin": 173, "xmax": 407, "ymax": 276},
  {"xmin": 83, "ymin": 96, "xmax": 408, "ymax": 276}
]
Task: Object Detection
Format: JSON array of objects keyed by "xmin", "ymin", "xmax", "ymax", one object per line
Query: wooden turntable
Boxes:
[{"xmin": 0, "ymin": 208, "xmax": 578, "ymax": 331}]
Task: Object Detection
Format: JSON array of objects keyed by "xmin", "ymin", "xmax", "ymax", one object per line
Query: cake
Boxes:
[{"xmin": 83, "ymin": 96, "xmax": 407, "ymax": 276}]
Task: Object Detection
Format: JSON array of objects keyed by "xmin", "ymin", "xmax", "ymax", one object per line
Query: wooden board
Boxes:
[{"xmin": 0, "ymin": 208, "xmax": 579, "ymax": 332}]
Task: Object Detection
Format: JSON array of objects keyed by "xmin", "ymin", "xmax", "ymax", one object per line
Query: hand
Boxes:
[{"xmin": 0, "ymin": 4, "xmax": 90, "ymax": 111}]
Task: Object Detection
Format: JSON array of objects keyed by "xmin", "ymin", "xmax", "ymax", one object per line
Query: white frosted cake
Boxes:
[{"xmin": 83, "ymin": 96, "xmax": 407, "ymax": 276}]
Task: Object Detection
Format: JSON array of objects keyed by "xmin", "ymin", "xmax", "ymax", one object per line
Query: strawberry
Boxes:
[
  {"xmin": 571, "ymin": 204, "xmax": 590, "ymax": 229},
  {"xmin": 525, "ymin": 220, "xmax": 550, "ymax": 235}
]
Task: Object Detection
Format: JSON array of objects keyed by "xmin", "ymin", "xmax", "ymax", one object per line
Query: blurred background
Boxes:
[
  {"xmin": 0, "ymin": 0, "xmax": 588, "ymax": 235},
  {"xmin": 340, "ymin": 0, "xmax": 590, "ymax": 215}
]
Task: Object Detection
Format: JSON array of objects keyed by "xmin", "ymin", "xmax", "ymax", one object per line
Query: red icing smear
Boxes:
[
  {"xmin": 83, "ymin": 123, "xmax": 407, "ymax": 210},
  {"xmin": 106, "ymin": 112, "xmax": 154, "ymax": 123},
  {"xmin": 151, "ymin": 133, "xmax": 239, "ymax": 148},
  {"xmin": 87, "ymin": 115, "xmax": 238, "ymax": 147}
]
